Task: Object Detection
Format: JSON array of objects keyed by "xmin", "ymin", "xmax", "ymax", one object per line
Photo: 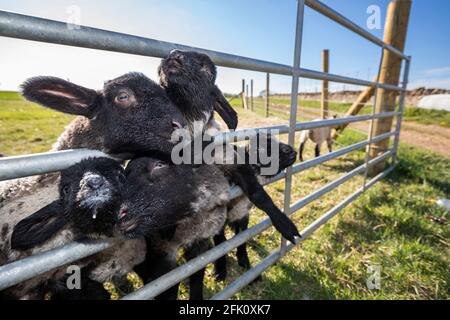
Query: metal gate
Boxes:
[{"xmin": 0, "ymin": 0, "xmax": 410, "ymax": 300}]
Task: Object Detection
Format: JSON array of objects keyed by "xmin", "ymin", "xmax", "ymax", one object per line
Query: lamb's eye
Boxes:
[
  {"xmin": 153, "ymin": 162, "xmax": 167, "ymax": 170},
  {"xmin": 62, "ymin": 185, "xmax": 70, "ymax": 196},
  {"xmin": 116, "ymin": 92, "xmax": 129, "ymax": 102},
  {"xmin": 149, "ymin": 162, "xmax": 167, "ymax": 176}
]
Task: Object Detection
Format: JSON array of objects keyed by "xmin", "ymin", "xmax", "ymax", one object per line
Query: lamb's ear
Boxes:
[
  {"xmin": 213, "ymin": 86, "xmax": 238, "ymax": 130},
  {"xmin": 21, "ymin": 76, "xmax": 99, "ymax": 118},
  {"xmin": 11, "ymin": 200, "xmax": 67, "ymax": 251}
]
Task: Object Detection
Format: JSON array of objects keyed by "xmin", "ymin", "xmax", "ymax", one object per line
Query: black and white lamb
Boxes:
[
  {"xmin": 298, "ymin": 115, "xmax": 336, "ymax": 161},
  {"xmin": 158, "ymin": 50, "xmax": 300, "ymax": 244},
  {"xmin": 0, "ymin": 73, "xmax": 185, "ymax": 298},
  {"xmin": 213, "ymin": 135, "xmax": 297, "ymax": 280},
  {"xmin": 118, "ymin": 156, "xmax": 230, "ymax": 300},
  {"xmin": 0, "ymin": 72, "xmax": 186, "ymax": 237},
  {"xmin": 0, "ymin": 157, "xmax": 145, "ymax": 300}
]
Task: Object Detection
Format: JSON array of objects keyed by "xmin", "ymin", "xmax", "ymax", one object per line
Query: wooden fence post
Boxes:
[
  {"xmin": 250, "ymin": 79, "xmax": 254, "ymax": 111},
  {"xmin": 241, "ymin": 79, "xmax": 246, "ymax": 109},
  {"xmin": 368, "ymin": 0, "xmax": 411, "ymax": 176},
  {"xmin": 266, "ymin": 73, "xmax": 270, "ymax": 117},
  {"xmin": 321, "ymin": 49, "xmax": 329, "ymax": 119}
]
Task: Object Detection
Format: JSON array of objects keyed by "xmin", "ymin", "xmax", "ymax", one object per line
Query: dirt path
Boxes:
[{"xmin": 235, "ymin": 107, "xmax": 450, "ymax": 157}]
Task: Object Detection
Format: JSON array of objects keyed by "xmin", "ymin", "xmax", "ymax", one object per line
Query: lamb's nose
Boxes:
[
  {"xmin": 87, "ymin": 176, "xmax": 104, "ymax": 189},
  {"xmin": 171, "ymin": 120, "xmax": 183, "ymax": 130}
]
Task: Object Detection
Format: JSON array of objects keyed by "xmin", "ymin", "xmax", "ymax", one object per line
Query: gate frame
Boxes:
[{"xmin": 0, "ymin": 0, "xmax": 411, "ymax": 300}]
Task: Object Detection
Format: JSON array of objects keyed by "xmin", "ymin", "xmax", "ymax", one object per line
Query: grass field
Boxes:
[
  {"xmin": 0, "ymin": 91, "xmax": 74, "ymax": 155},
  {"xmin": 0, "ymin": 92, "xmax": 449, "ymax": 299}
]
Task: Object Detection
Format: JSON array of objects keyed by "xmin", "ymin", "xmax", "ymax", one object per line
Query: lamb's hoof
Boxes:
[
  {"xmin": 238, "ymin": 257, "xmax": 251, "ymax": 269},
  {"xmin": 272, "ymin": 215, "xmax": 301, "ymax": 245}
]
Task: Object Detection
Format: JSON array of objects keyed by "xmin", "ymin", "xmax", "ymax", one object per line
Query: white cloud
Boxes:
[
  {"xmin": 408, "ymin": 77, "xmax": 450, "ymax": 90},
  {"xmin": 423, "ymin": 67, "xmax": 450, "ymax": 77}
]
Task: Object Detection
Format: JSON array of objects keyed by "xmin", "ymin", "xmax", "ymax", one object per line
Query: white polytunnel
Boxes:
[{"xmin": 418, "ymin": 94, "xmax": 450, "ymax": 111}]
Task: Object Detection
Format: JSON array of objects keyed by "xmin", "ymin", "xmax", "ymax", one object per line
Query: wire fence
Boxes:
[{"xmin": 0, "ymin": 0, "xmax": 410, "ymax": 300}]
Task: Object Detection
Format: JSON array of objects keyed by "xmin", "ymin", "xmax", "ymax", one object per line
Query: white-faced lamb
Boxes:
[
  {"xmin": 298, "ymin": 115, "xmax": 337, "ymax": 161},
  {"xmin": 0, "ymin": 157, "xmax": 145, "ymax": 300}
]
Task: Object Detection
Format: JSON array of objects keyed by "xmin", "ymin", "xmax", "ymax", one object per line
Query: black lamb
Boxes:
[
  {"xmin": 213, "ymin": 135, "xmax": 297, "ymax": 280},
  {"xmin": 158, "ymin": 50, "xmax": 300, "ymax": 243},
  {"xmin": 118, "ymin": 156, "xmax": 230, "ymax": 300}
]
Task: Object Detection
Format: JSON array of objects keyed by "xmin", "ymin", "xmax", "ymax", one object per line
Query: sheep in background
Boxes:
[
  {"xmin": 298, "ymin": 115, "xmax": 337, "ymax": 162},
  {"xmin": 1, "ymin": 157, "xmax": 145, "ymax": 300}
]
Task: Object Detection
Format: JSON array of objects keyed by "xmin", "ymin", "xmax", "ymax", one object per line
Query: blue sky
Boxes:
[{"xmin": 0, "ymin": 0, "xmax": 449, "ymax": 94}]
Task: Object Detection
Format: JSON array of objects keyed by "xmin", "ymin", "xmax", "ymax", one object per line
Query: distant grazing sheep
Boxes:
[{"xmin": 298, "ymin": 115, "xmax": 337, "ymax": 161}]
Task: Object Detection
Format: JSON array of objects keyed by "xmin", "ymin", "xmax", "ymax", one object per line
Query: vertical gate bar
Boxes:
[
  {"xmin": 246, "ymin": 84, "xmax": 249, "ymax": 109},
  {"xmin": 391, "ymin": 57, "xmax": 411, "ymax": 165},
  {"xmin": 362, "ymin": 85, "xmax": 378, "ymax": 190},
  {"xmin": 363, "ymin": 47, "xmax": 384, "ymax": 189},
  {"xmin": 281, "ymin": 0, "xmax": 305, "ymax": 255}
]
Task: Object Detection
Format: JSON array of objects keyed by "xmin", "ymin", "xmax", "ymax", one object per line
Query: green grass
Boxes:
[
  {"xmin": 1, "ymin": 92, "xmax": 449, "ymax": 300},
  {"xmin": 0, "ymin": 91, "xmax": 75, "ymax": 155},
  {"xmin": 402, "ymin": 107, "xmax": 450, "ymax": 127}
]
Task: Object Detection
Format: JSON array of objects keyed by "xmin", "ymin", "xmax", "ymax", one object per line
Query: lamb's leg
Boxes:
[
  {"xmin": 213, "ymin": 227, "xmax": 228, "ymax": 281},
  {"xmin": 228, "ymin": 165, "xmax": 300, "ymax": 244},
  {"xmin": 315, "ymin": 144, "xmax": 320, "ymax": 157},
  {"xmin": 184, "ymin": 239, "xmax": 210, "ymax": 300},
  {"xmin": 299, "ymin": 142, "xmax": 305, "ymax": 162},
  {"xmin": 134, "ymin": 241, "xmax": 179, "ymax": 300},
  {"xmin": 327, "ymin": 138, "xmax": 333, "ymax": 153},
  {"xmin": 112, "ymin": 274, "xmax": 135, "ymax": 297},
  {"xmin": 230, "ymin": 215, "xmax": 250, "ymax": 269}
]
